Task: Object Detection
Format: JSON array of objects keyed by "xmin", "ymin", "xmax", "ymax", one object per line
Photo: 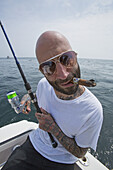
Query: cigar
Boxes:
[{"xmin": 72, "ymin": 77, "xmax": 96, "ymax": 87}]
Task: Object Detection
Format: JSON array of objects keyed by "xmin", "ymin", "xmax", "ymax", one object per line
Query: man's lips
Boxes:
[{"xmin": 60, "ymin": 80, "xmax": 74, "ymax": 87}]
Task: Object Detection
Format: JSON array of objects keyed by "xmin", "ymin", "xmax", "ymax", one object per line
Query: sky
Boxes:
[{"xmin": 0, "ymin": 0, "xmax": 113, "ymax": 60}]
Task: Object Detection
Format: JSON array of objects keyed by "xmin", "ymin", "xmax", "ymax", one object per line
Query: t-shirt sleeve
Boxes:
[{"xmin": 75, "ymin": 105, "xmax": 103, "ymax": 151}]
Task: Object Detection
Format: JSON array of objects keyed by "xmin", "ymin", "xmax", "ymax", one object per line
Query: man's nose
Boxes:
[{"xmin": 55, "ymin": 63, "xmax": 69, "ymax": 79}]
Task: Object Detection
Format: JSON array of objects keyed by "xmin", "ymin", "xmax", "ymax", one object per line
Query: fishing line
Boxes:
[{"xmin": 0, "ymin": 20, "xmax": 58, "ymax": 148}]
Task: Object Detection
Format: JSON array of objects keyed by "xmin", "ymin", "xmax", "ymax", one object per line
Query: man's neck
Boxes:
[{"xmin": 54, "ymin": 85, "xmax": 85, "ymax": 100}]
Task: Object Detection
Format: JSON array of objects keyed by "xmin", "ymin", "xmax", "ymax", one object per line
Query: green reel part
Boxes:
[{"xmin": 7, "ymin": 91, "xmax": 17, "ymax": 99}]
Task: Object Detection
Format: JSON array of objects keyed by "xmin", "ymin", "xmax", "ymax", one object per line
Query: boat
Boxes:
[{"xmin": 0, "ymin": 120, "xmax": 108, "ymax": 170}]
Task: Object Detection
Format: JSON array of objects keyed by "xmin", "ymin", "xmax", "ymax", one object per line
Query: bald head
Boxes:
[{"xmin": 35, "ymin": 31, "xmax": 72, "ymax": 63}]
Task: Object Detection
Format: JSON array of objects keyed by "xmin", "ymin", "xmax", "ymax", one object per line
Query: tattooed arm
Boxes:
[
  {"xmin": 35, "ymin": 108, "xmax": 88, "ymax": 158},
  {"xmin": 56, "ymin": 129, "xmax": 88, "ymax": 158},
  {"xmin": 51, "ymin": 123, "xmax": 88, "ymax": 158}
]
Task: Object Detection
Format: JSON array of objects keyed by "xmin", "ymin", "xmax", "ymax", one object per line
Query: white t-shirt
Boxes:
[{"xmin": 29, "ymin": 78, "xmax": 103, "ymax": 164}]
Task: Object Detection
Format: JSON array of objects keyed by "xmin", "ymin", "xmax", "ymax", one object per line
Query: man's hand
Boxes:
[
  {"xmin": 35, "ymin": 108, "xmax": 56, "ymax": 132},
  {"xmin": 35, "ymin": 107, "xmax": 88, "ymax": 158},
  {"xmin": 21, "ymin": 94, "xmax": 31, "ymax": 114}
]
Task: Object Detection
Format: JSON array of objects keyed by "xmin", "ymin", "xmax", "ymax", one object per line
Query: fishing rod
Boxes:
[{"xmin": 0, "ymin": 20, "xmax": 58, "ymax": 148}]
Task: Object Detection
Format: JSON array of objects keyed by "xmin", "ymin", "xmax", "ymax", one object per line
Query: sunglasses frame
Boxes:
[{"xmin": 39, "ymin": 50, "xmax": 77, "ymax": 76}]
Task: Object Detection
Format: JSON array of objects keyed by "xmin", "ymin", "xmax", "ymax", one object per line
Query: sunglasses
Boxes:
[{"xmin": 39, "ymin": 51, "xmax": 77, "ymax": 76}]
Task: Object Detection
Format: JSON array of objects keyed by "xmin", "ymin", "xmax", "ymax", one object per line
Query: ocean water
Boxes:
[{"xmin": 0, "ymin": 57, "xmax": 113, "ymax": 169}]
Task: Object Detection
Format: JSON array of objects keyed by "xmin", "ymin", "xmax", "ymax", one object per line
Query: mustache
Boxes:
[{"xmin": 55, "ymin": 74, "xmax": 76, "ymax": 84}]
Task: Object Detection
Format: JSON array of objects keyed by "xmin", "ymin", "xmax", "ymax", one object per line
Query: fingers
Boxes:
[
  {"xmin": 35, "ymin": 112, "xmax": 42, "ymax": 119},
  {"xmin": 22, "ymin": 100, "xmax": 31, "ymax": 114},
  {"xmin": 26, "ymin": 100, "xmax": 31, "ymax": 112},
  {"xmin": 21, "ymin": 100, "xmax": 25, "ymax": 105},
  {"xmin": 20, "ymin": 94, "xmax": 31, "ymax": 114},
  {"xmin": 35, "ymin": 111, "xmax": 49, "ymax": 121},
  {"xmin": 35, "ymin": 110, "xmax": 55, "ymax": 132},
  {"xmin": 22, "ymin": 110, "xmax": 29, "ymax": 114},
  {"xmin": 40, "ymin": 107, "xmax": 48, "ymax": 115}
]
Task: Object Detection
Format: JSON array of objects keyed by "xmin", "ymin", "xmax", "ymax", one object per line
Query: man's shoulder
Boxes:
[
  {"xmin": 36, "ymin": 77, "xmax": 53, "ymax": 101},
  {"xmin": 84, "ymin": 88, "xmax": 103, "ymax": 118},
  {"xmin": 38, "ymin": 77, "xmax": 49, "ymax": 86},
  {"xmin": 39, "ymin": 77, "xmax": 47, "ymax": 84},
  {"xmin": 38, "ymin": 77, "xmax": 51, "ymax": 90},
  {"xmin": 85, "ymin": 87, "xmax": 101, "ymax": 105}
]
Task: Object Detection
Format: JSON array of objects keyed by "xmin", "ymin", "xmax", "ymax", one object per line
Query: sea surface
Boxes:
[{"xmin": 0, "ymin": 57, "xmax": 113, "ymax": 169}]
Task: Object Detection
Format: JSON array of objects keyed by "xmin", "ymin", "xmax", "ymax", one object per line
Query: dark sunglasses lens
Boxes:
[
  {"xmin": 40, "ymin": 61, "xmax": 56, "ymax": 75},
  {"xmin": 60, "ymin": 51, "xmax": 75, "ymax": 67}
]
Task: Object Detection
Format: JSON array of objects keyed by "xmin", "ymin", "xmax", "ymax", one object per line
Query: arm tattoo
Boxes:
[{"xmin": 51, "ymin": 124, "xmax": 88, "ymax": 158}]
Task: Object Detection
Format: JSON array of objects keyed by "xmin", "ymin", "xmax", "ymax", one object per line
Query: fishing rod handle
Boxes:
[
  {"xmin": 26, "ymin": 83, "xmax": 58, "ymax": 148},
  {"xmin": 32, "ymin": 98, "xmax": 58, "ymax": 148}
]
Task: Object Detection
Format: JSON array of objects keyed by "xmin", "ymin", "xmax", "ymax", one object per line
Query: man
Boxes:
[{"xmin": 2, "ymin": 31, "xmax": 103, "ymax": 170}]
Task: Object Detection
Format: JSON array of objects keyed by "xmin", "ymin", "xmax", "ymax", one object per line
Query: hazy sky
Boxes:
[{"xmin": 0, "ymin": 0, "xmax": 113, "ymax": 60}]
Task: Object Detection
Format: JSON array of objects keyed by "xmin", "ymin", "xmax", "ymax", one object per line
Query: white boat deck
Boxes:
[{"xmin": 0, "ymin": 120, "xmax": 108, "ymax": 170}]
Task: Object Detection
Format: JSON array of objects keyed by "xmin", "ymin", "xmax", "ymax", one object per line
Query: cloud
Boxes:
[
  {"xmin": 0, "ymin": 0, "xmax": 113, "ymax": 59},
  {"xmin": 98, "ymin": 0, "xmax": 113, "ymax": 6},
  {"xmin": 84, "ymin": 0, "xmax": 113, "ymax": 15}
]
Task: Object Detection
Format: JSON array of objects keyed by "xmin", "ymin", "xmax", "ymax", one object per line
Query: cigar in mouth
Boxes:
[{"xmin": 71, "ymin": 77, "xmax": 96, "ymax": 87}]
